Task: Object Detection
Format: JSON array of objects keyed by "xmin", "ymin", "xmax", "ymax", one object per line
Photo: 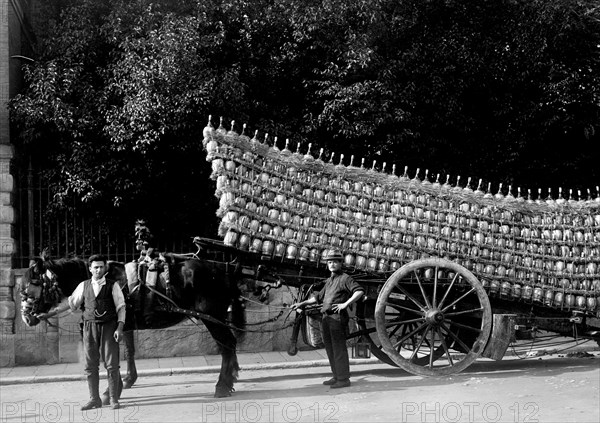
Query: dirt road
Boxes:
[{"xmin": 1, "ymin": 353, "xmax": 598, "ymax": 423}]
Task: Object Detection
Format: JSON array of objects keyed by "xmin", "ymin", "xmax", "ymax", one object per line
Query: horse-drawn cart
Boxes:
[{"xmin": 201, "ymin": 117, "xmax": 600, "ymax": 377}]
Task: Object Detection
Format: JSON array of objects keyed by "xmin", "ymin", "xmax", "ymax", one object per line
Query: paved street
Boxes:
[{"xmin": 1, "ymin": 352, "xmax": 598, "ymax": 423}]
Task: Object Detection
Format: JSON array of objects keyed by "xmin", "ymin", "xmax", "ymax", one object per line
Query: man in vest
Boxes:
[
  {"xmin": 292, "ymin": 249, "xmax": 364, "ymax": 388},
  {"xmin": 38, "ymin": 254, "xmax": 126, "ymax": 410}
]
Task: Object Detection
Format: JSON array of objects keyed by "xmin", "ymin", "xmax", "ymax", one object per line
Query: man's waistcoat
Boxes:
[{"xmin": 81, "ymin": 279, "xmax": 117, "ymax": 322}]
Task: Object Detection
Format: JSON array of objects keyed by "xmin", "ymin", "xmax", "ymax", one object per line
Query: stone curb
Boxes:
[
  {"xmin": 1, "ymin": 343, "xmax": 597, "ymax": 386},
  {"xmin": 0, "ymin": 358, "xmax": 378, "ymax": 386}
]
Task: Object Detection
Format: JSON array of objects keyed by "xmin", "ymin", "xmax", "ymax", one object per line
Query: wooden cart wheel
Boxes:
[
  {"xmin": 375, "ymin": 257, "xmax": 492, "ymax": 376},
  {"xmin": 356, "ymin": 298, "xmax": 453, "ymax": 367}
]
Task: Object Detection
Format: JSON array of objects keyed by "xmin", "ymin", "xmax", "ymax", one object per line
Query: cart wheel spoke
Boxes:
[
  {"xmin": 382, "ymin": 303, "xmax": 424, "ymax": 316},
  {"xmin": 440, "ymin": 287, "xmax": 476, "ymax": 313},
  {"xmin": 414, "ymin": 270, "xmax": 432, "ymax": 309},
  {"xmin": 384, "ymin": 316, "xmax": 425, "ymax": 327},
  {"xmin": 437, "ymin": 272, "xmax": 460, "ymax": 310},
  {"xmin": 392, "ymin": 322, "xmax": 429, "ymax": 349},
  {"xmin": 394, "ymin": 284, "xmax": 427, "ymax": 312},
  {"xmin": 428, "ymin": 328, "xmax": 436, "ymax": 368},
  {"xmin": 438, "ymin": 327, "xmax": 454, "ymax": 366},
  {"xmin": 440, "ymin": 322, "xmax": 472, "ymax": 353},
  {"xmin": 419, "ymin": 326, "xmax": 434, "ymax": 350},
  {"xmin": 432, "ymin": 266, "xmax": 439, "ymax": 308},
  {"xmin": 389, "ymin": 321, "xmax": 407, "ymax": 339},
  {"xmin": 409, "ymin": 325, "xmax": 430, "ymax": 361}
]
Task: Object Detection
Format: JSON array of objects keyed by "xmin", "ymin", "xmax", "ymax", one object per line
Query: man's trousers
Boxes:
[{"xmin": 321, "ymin": 314, "xmax": 350, "ymax": 381}]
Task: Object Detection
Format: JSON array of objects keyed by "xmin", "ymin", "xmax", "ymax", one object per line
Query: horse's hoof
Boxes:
[
  {"xmin": 123, "ymin": 376, "xmax": 137, "ymax": 389},
  {"xmin": 214, "ymin": 388, "xmax": 232, "ymax": 398}
]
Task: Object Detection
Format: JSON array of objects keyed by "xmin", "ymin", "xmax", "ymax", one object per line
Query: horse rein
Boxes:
[
  {"xmin": 22, "ymin": 258, "xmax": 301, "ymax": 348},
  {"xmin": 147, "ymin": 284, "xmax": 295, "ymax": 333}
]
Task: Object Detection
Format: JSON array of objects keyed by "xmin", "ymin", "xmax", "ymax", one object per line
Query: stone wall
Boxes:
[{"xmin": 130, "ymin": 287, "xmax": 301, "ymax": 359}]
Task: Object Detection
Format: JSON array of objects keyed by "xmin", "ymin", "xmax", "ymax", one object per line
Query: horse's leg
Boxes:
[
  {"xmin": 122, "ymin": 330, "xmax": 138, "ymax": 389},
  {"xmin": 202, "ymin": 319, "xmax": 240, "ymax": 398}
]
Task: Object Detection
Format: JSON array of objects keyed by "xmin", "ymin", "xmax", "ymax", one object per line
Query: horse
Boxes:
[{"xmin": 19, "ymin": 251, "xmax": 245, "ymax": 398}]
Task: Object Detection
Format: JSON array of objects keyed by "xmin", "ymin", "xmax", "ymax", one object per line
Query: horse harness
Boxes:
[
  {"xmin": 20, "ymin": 266, "xmax": 65, "ymax": 317},
  {"xmin": 23, "ymin": 255, "xmax": 294, "ymax": 336},
  {"xmin": 135, "ymin": 255, "xmax": 293, "ymax": 333}
]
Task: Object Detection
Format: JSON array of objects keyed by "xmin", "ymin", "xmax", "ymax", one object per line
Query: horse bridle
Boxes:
[{"xmin": 20, "ymin": 264, "xmax": 60, "ymax": 318}]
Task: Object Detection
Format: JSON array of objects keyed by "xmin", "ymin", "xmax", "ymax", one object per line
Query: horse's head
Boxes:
[{"xmin": 20, "ymin": 255, "xmax": 59, "ymax": 326}]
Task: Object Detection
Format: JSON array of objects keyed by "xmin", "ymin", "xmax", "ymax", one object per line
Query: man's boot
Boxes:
[
  {"xmin": 101, "ymin": 387, "xmax": 110, "ymax": 406},
  {"xmin": 101, "ymin": 375, "xmax": 123, "ymax": 405},
  {"xmin": 107, "ymin": 370, "xmax": 121, "ymax": 409},
  {"xmin": 81, "ymin": 373, "xmax": 102, "ymax": 410}
]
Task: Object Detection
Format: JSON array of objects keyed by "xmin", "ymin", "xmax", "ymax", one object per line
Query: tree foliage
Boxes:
[{"xmin": 9, "ymin": 0, "xmax": 600, "ymax": 239}]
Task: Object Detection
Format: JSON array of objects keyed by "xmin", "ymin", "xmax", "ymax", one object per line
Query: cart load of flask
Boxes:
[{"xmin": 202, "ymin": 116, "xmax": 600, "ymax": 314}]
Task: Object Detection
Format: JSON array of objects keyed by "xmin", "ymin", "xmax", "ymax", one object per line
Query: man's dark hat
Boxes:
[{"xmin": 325, "ymin": 249, "xmax": 344, "ymax": 261}]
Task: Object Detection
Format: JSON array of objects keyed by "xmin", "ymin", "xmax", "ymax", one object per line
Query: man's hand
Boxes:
[
  {"xmin": 292, "ymin": 296, "xmax": 318, "ymax": 312},
  {"xmin": 331, "ymin": 302, "xmax": 348, "ymax": 313},
  {"xmin": 114, "ymin": 327, "xmax": 123, "ymax": 342},
  {"xmin": 35, "ymin": 312, "xmax": 52, "ymax": 320},
  {"xmin": 35, "ymin": 307, "xmax": 61, "ymax": 320}
]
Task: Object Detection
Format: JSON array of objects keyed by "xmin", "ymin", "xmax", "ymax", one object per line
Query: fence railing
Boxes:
[{"xmin": 12, "ymin": 162, "xmax": 190, "ymax": 268}]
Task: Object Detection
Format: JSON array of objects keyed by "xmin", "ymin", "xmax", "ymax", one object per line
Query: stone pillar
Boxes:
[
  {"xmin": 1, "ymin": 0, "xmax": 18, "ymax": 366},
  {"xmin": 0, "ymin": 146, "xmax": 16, "ymax": 368}
]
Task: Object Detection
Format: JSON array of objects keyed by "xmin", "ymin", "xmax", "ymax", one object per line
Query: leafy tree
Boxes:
[
  {"xmin": 302, "ymin": 0, "xmax": 600, "ymax": 193},
  {"xmin": 9, "ymin": 0, "xmax": 600, "ymax": 248}
]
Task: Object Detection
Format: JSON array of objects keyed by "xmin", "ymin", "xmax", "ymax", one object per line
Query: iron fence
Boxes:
[{"xmin": 12, "ymin": 162, "xmax": 190, "ymax": 268}]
